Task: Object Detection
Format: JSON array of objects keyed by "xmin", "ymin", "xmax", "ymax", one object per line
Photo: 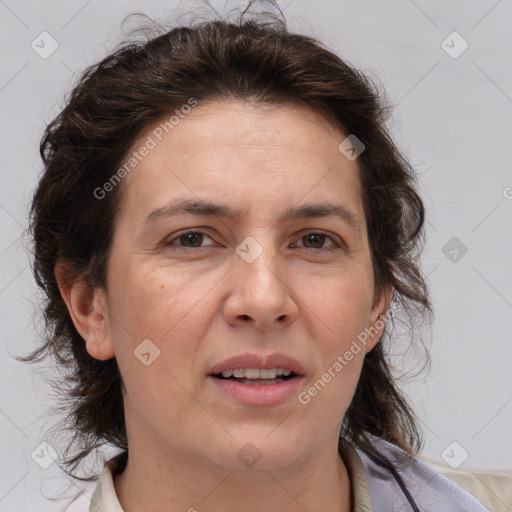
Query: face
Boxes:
[{"xmin": 82, "ymin": 100, "xmax": 389, "ymax": 471}]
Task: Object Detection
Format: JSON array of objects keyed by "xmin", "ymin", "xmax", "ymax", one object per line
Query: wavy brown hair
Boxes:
[{"xmin": 19, "ymin": 6, "xmax": 431, "ymax": 509}]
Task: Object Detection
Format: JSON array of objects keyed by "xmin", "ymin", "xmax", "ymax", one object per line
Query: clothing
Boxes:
[
  {"xmin": 416, "ymin": 455, "xmax": 512, "ymax": 512},
  {"xmin": 87, "ymin": 436, "xmax": 511, "ymax": 512}
]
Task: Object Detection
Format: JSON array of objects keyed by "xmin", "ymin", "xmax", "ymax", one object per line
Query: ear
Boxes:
[
  {"xmin": 364, "ymin": 284, "xmax": 393, "ymax": 354},
  {"xmin": 55, "ymin": 261, "xmax": 115, "ymax": 361}
]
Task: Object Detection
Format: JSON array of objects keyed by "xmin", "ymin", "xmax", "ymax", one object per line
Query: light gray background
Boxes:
[{"xmin": 1, "ymin": 0, "xmax": 511, "ymax": 510}]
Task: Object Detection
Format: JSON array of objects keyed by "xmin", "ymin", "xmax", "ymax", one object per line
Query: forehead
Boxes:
[{"xmin": 115, "ymin": 100, "xmax": 365, "ymax": 227}]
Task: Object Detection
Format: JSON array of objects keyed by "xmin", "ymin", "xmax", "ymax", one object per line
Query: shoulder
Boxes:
[
  {"xmin": 88, "ymin": 451, "xmax": 127, "ymax": 512},
  {"xmin": 351, "ymin": 436, "xmax": 506, "ymax": 512},
  {"xmin": 419, "ymin": 454, "xmax": 512, "ymax": 512},
  {"xmin": 64, "ymin": 451, "xmax": 128, "ymax": 512}
]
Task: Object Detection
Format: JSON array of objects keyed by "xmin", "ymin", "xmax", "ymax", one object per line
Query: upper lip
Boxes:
[{"xmin": 209, "ymin": 353, "xmax": 305, "ymax": 376}]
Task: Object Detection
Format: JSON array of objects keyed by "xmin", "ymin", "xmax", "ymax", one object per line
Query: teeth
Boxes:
[
  {"xmin": 248, "ymin": 368, "xmax": 267, "ymax": 379},
  {"xmin": 220, "ymin": 368, "xmax": 294, "ymax": 379}
]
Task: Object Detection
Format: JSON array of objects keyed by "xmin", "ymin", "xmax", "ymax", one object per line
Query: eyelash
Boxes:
[{"xmin": 164, "ymin": 229, "xmax": 341, "ymax": 255}]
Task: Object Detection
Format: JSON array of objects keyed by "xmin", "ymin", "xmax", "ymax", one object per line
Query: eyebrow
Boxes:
[{"xmin": 140, "ymin": 198, "xmax": 361, "ymax": 233}]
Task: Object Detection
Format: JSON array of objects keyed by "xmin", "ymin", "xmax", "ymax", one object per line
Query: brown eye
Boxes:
[
  {"xmin": 302, "ymin": 233, "xmax": 328, "ymax": 249},
  {"xmin": 178, "ymin": 232, "xmax": 204, "ymax": 247},
  {"xmin": 295, "ymin": 232, "xmax": 337, "ymax": 251},
  {"xmin": 166, "ymin": 231, "xmax": 215, "ymax": 249}
]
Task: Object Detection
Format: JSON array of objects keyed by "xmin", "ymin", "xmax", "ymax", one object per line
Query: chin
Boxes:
[{"xmin": 209, "ymin": 434, "xmax": 308, "ymax": 473}]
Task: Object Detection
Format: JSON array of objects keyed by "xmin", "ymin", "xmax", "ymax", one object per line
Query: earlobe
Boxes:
[
  {"xmin": 370, "ymin": 284, "xmax": 393, "ymax": 324},
  {"xmin": 55, "ymin": 261, "xmax": 115, "ymax": 361}
]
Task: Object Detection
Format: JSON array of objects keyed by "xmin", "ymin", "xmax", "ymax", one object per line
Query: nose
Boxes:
[{"xmin": 223, "ymin": 240, "xmax": 299, "ymax": 331}]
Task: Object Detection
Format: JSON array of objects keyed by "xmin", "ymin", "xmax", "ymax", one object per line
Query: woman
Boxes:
[{"xmin": 20, "ymin": 6, "xmax": 508, "ymax": 512}]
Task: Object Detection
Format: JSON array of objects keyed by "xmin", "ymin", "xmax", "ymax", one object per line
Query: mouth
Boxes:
[
  {"xmin": 207, "ymin": 353, "xmax": 305, "ymax": 406},
  {"xmin": 210, "ymin": 367, "xmax": 299, "ymax": 386}
]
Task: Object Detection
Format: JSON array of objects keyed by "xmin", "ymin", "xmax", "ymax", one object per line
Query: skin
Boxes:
[{"xmin": 56, "ymin": 100, "xmax": 391, "ymax": 512}]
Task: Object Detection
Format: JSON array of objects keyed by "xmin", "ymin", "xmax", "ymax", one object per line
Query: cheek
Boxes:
[
  {"xmin": 296, "ymin": 270, "xmax": 373, "ymax": 407},
  {"xmin": 112, "ymin": 264, "xmax": 203, "ymax": 334},
  {"xmin": 106, "ymin": 264, "xmax": 212, "ymax": 380},
  {"xmin": 299, "ymin": 295, "xmax": 368, "ymax": 422},
  {"xmin": 108, "ymin": 268, "xmax": 212, "ymax": 425},
  {"xmin": 299, "ymin": 267, "xmax": 374, "ymax": 340}
]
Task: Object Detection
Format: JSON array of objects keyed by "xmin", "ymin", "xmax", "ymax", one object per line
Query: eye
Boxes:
[
  {"xmin": 164, "ymin": 230, "xmax": 341, "ymax": 253},
  {"xmin": 293, "ymin": 232, "xmax": 339, "ymax": 252},
  {"xmin": 165, "ymin": 230, "xmax": 216, "ymax": 250}
]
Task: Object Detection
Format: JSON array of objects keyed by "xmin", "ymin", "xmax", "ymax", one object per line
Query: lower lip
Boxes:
[{"xmin": 207, "ymin": 375, "xmax": 304, "ymax": 406}]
